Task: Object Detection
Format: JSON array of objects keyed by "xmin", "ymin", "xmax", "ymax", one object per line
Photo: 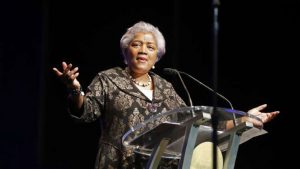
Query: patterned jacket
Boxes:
[{"xmin": 71, "ymin": 67, "xmax": 187, "ymax": 169}]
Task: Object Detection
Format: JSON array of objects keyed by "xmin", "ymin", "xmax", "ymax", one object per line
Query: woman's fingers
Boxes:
[
  {"xmin": 249, "ymin": 104, "xmax": 267, "ymax": 113},
  {"xmin": 63, "ymin": 63, "xmax": 73, "ymax": 74},
  {"xmin": 53, "ymin": 62, "xmax": 80, "ymax": 84},
  {"xmin": 53, "ymin": 62, "xmax": 74, "ymax": 77},
  {"xmin": 62, "ymin": 61, "xmax": 68, "ymax": 70},
  {"xmin": 69, "ymin": 72, "xmax": 79, "ymax": 81},
  {"xmin": 247, "ymin": 104, "xmax": 280, "ymax": 126},
  {"xmin": 53, "ymin": 61, "xmax": 81, "ymax": 89},
  {"xmin": 255, "ymin": 104, "xmax": 267, "ymax": 111},
  {"xmin": 70, "ymin": 67, "xmax": 79, "ymax": 75},
  {"xmin": 52, "ymin": 67, "xmax": 63, "ymax": 76},
  {"xmin": 262, "ymin": 111, "xmax": 280, "ymax": 123}
]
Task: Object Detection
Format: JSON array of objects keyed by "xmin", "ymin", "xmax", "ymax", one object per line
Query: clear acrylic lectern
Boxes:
[{"xmin": 122, "ymin": 106, "xmax": 267, "ymax": 169}]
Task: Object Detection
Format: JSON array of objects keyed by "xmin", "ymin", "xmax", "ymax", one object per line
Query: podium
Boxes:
[{"xmin": 122, "ymin": 106, "xmax": 267, "ymax": 169}]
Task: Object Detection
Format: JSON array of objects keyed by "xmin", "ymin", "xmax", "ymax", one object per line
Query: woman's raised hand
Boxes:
[{"xmin": 52, "ymin": 61, "xmax": 81, "ymax": 90}]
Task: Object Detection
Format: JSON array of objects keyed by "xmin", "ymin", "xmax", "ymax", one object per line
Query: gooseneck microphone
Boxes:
[
  {"xmin": 164, "ymin": 68, "xmax": 237, "ymax": 126},
  {"xmin": 169, "ymin": 69, "xmax": 195, "ymax": 117},
  {"xmin": 164, "ymin": 68, "xmax": 233, "ymax": 109}
]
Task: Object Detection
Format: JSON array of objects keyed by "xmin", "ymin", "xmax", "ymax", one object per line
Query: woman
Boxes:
[{"xmin": 53, "ymin": 21, "xmax": 279, "ymax": 169}]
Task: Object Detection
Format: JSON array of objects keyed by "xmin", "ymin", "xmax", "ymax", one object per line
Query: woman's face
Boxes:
[{"xmin": 125, "ymin": 32, "xmax": 158, "ymax": 75}]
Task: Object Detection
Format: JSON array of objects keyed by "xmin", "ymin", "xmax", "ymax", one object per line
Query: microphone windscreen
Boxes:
[{"xmin": 163, "ymin": 68, "xmax": 177, "ymax": 75}]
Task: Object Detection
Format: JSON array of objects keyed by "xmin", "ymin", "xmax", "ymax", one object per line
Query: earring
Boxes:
[{"xmin": 152, "ymin": 65, "xmax": 155, "ymax": 69}]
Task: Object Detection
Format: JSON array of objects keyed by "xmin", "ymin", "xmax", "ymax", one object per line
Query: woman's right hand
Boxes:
[{"xmin": 52, "ymin": 61, "xmax": 81, "ymax": 90}]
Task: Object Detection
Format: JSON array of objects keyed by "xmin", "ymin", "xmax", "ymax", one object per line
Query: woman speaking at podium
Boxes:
[{"xmin": 53, "ymin": 21, "xmax": 279, "ymax": 169}]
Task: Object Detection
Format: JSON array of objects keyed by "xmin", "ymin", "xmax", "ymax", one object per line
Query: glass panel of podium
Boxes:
[{"xmin": 122, "ymin": 106, "xmax": 267, "ymax": 169}]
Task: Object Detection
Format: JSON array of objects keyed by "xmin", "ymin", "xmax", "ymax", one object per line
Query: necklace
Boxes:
[{"xmin": 130, "ymin": 74, "xmax": 152, "ymax": 87}]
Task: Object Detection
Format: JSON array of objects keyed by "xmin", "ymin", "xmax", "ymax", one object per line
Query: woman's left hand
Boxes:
[
  {"xmin": 248, "ymin": 104, "xmax": 280, "ymax": 123},
  {"xmin": 226, "ymin": 104, "xmax": 279, "ymax": 129},
  {"xmin": 246, "ymin": 104, "xmax": 280, "ymax": 128}
]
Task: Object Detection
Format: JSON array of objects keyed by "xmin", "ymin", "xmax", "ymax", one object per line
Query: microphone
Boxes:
[
  {"xmin": 165, "ymin": 68, "xmax": 195, "ymax": 117},
  {"xmin": 164, "ymin": 68, "xmax": 237, "ymax": 126}
]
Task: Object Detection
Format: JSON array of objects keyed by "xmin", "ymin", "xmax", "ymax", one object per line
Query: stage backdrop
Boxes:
[{"xmin": 1, "ymin": 0, "xmax": 299, "ymax": 169}]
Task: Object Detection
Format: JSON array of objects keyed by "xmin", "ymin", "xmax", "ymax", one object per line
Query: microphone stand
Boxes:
[
  {"xmin": 212, "ymin": 1, "xmax": 220, "ymax": 169},
  {"xmin": 212, "ymin": 2, "xmax": 247, "ymax": 168},
  {"xmin": 211, "ymin": 1, "xmax": 237, "ymax": 169}
]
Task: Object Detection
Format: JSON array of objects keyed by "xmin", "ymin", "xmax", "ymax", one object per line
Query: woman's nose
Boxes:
[{"xmin": 139, "ymin": 44, "xmax": 147, "ymax": 53}]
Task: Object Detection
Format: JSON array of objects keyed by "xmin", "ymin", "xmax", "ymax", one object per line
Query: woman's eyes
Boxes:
[
  {"xmin": 147, "ymin": 46, "xmax": 155, "ymax": 51},
  {"xmin": 131, "ymin": 43, "xmax": 156, "ymax": 51}
]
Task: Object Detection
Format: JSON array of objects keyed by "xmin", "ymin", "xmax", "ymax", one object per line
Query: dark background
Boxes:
[{"xmin": 1, "ymin": 0, "xmax": 299, "ymax": 169}]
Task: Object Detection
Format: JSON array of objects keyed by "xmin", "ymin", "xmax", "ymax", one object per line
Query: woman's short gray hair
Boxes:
[{"xmin": 120, "ymin": 21, "xmax": 166, "ymax": 62}]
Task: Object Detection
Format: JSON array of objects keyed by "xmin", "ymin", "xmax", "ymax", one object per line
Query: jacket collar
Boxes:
[{"xmin": 103, "ymin": 67, "xmax": 171, "ymax": 102}]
